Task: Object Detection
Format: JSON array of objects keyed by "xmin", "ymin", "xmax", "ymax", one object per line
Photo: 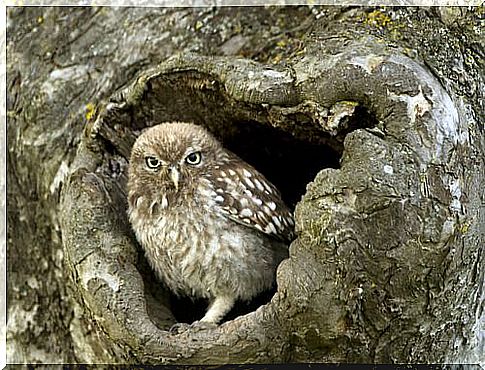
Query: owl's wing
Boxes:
[{"xmin": 211, "ymin": 154, "xmax": 295, "ymax": 244}]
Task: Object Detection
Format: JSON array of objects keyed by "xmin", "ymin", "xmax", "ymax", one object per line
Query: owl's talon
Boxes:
[
  {"xmin": 169, "ymin": 322, "xmax": 190, "ymax": 335},
  {"xmin": 189, "ymin": 320, "xmax": 217, "ymax": 332},
  {"xmin": 169, "ymin": 321, "xmax": 217, "ymax": 335}
]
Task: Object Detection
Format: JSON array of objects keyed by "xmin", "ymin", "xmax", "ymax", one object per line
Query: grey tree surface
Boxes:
[{"xmin": 6, "ymin": 6, "xmax": 484, "ymax": 365}]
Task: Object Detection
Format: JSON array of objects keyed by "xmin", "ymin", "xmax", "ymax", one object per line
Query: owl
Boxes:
[{"xmin": 127, "ymin": 122, "xmax": 294, "ymax": 327}]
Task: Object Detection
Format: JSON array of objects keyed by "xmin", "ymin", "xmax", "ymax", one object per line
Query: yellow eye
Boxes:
[
  {"xmin": 145, "ymin": 156, "xmax": 161, "ymax": 169},
  {"xmin": 185, "ymin": 151, "xmax": 202, "ymax": 165}
]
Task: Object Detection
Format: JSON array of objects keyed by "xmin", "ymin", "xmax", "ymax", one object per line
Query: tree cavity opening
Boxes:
[{"xmin": 145, "ymin": 105, "xmax": 376, "ymax": 327}]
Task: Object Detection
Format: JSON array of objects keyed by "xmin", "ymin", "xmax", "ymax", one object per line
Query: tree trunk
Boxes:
[{"xmin": 7, "ymin": 6, "xmax": 484, "ymax": 365}]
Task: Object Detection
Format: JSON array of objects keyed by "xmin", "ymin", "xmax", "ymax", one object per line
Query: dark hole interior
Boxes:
[{"xmin": 220, "ymin": 121, "xmax": 341, "ymax": 208}]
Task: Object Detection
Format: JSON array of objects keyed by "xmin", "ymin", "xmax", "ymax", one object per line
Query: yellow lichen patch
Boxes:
[
  {"xmin": 364, "ymin": 10, "xmax": 392, "ymax": 29},
  {"xmin": 271, "ymin": 54, "xmax": 283, "ymax": 64},
  {"xmin": 460, "ymin": 222, "xmax": 470, "ymax": 234},
  {"xmin": 85, "ymin": 103, "xmax": 97, "ymax": 122},
  {"xmin": 194, "ymin": 21, "xmax": 203, "ymax": 31},
  {"xmin": 276, "ymin": 39, "xmax": 287, "ymax": 48}
]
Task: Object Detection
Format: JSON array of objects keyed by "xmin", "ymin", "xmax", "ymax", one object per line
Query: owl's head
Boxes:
[{"xmin": 127, "ymin": 122, "xmax": 226, "ymax": 207}]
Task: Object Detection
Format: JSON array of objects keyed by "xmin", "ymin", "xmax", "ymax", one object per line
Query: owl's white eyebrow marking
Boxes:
[
  {"xmin": 143, "ymin": 153, "xmax": 167, "ymax": 166},
  {"xmin": 242, "ymin": 169, "xmax": 252, "ymax": 177},
  {"xmin": 182, "ymin": 146, "xmax": 202, "ymax": 160},
  {"xmin": 240, "ymin": 208, "xmax": 253, "ymax": 217},
  {"xmin": 268, "ymin": 201, "xmax": 277, "ymax": 211}
]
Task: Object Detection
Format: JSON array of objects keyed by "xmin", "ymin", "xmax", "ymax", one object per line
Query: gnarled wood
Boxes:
[{"xmin": 7, "ymin": 6, "xmax": 484, "ymax": 365}]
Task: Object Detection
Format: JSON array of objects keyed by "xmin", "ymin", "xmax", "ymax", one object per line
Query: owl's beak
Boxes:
[{"xmin": 169, "ymin": 166, "xmax": 180, "ymax": 191}]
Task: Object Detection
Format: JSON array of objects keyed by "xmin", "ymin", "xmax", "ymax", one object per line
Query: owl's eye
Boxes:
[
  {"xmin": 185, "ymin": 151, "xmax": 202, "ymax": 165},
  {"xmin": 145, "ymin": 156, "xmax": 161, "ymax": 169}
]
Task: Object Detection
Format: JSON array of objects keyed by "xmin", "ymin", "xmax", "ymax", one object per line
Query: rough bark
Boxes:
[{"xmin": 6, "ymin": 6, "xmax": 484, "ymax": 365}]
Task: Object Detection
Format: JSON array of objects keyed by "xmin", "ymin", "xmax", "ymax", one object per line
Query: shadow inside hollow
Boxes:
[{"xmin": 218, "ymin": 121, "xmax": 341, "ymax": 208}]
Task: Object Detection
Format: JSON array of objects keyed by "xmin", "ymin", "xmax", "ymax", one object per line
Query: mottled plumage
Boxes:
[{"xmin": 127, "ymin": 122, "xmax": 294, "ymax": 325}]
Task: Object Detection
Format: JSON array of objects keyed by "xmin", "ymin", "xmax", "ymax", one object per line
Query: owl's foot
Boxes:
[
  {"xmin": 169, "ymin": 320, "xmax": 217, "ymax": 335},
  {"xmin": 169, "ymin": 322, "xmax": 191, "ymax": 335},
  {"xmin": 168, "ymin": 296, "xmax": 234, "ymax": 335},
  {"xmin": 190, "ymin": 320, "xmax": 218, "ymax": 332},
  {"xmin": 201, "ymin": 295, "xmax": 235, "ymax": 324}
]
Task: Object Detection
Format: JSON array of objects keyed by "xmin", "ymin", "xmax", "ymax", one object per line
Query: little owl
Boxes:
[{"xmin": 127, "ymin": 122, "xmax": 294, "ymax": 327}]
